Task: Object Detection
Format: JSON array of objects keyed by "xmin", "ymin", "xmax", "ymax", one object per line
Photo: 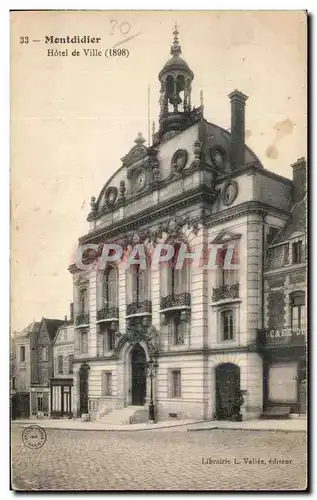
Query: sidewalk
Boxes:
[
  {"xmin": 11, "ymin": 418, "xmax": 201, "ymax": 432},
  {"xmin": 187, "ymin": 418, "xmax": 307, "ymax": 433},
  {"xmin": 12, "ymin": 417, "xmax": 307, "ymax": 433}
]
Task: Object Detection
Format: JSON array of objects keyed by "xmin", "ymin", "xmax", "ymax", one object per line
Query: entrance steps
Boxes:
[
  {"xmin": 98, "ymin": 406, "xmax": 148, "ymax": 425},
  {"xmin": 261, "ymin": 406, "xmax": 291, "ymax": 419}
]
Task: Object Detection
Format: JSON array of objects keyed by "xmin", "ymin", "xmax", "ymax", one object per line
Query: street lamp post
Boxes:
[{"xmin": 145, "ymin": 355, "xmax": 158, "ymax": 423}]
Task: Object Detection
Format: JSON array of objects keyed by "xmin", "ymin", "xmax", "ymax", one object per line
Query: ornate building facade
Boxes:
[{"xmin": 69, "ymin": 27, "xmax": 306, "ymax": 422}]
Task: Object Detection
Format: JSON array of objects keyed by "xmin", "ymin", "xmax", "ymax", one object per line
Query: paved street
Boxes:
[{"xmin": 11, "ymin": 427, "xmax": 307, "ymax": 491}]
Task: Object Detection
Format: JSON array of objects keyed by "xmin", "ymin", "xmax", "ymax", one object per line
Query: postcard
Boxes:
[{"xmin": 10, "ymin": 10, "xmax": 307, "ymax": 491}]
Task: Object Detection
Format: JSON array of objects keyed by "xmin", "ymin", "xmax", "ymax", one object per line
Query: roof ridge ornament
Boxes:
[
  {"xmin": 171, "ymin": 22, "xmax": 181, "ymax": 57},
  {"xmin": 134, "ymin": 132, "xmax": 146, "ymax": 145}
]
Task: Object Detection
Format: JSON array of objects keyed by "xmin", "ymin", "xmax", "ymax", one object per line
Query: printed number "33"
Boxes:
[{"xmin": 20, "ymin": 36, "xmax": 29, "ymax": 44}]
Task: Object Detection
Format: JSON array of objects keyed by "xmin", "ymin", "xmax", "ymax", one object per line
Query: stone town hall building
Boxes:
[{"xmin": 69, "ymin": 27, "xmax": 306, "ymax": 422}]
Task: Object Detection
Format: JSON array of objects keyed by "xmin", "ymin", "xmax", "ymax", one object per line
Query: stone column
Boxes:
[
  {"xmin": 88, "ymin": 269, "xmax": 97, "ymax": 358},
  {"xmin": 246, "ymin": 213, "xmax": 264, "ymax": 344}
]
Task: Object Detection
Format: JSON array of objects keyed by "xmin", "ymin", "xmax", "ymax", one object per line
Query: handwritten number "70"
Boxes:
[{"xmin": 109, "ymin": 20, "xmax": 131, "ymax": 36}]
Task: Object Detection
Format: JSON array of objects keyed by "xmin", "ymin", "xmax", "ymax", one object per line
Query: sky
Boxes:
[{"xmin": 10, "ymin": 10, "xmax": 307, "ymax": 331}]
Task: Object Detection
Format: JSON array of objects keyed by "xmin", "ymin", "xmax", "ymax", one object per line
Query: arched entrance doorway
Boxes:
[
  {"xmin": 215, "ymin": 363, "xmax": 240, "ymax": 420},
  {"xmin": 131, "ymin": 344, "xmax": 146, "ymax": 406}
]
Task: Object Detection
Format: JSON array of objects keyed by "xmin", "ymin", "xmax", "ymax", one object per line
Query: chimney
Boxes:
[
  {"xmin": 70, "ymin": 302, "xmax": 74, "ymax": 323},
  {"xmin": 291, "ymin": 157, "xmax": 306, "ymax": 203},
  {"xmin": 228, "ymin": 90, "xmax": 249, "ymax": 171}
]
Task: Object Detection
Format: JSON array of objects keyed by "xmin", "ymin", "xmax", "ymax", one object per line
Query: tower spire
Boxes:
[
  {"xmin": 171, "ymin": 22, "xmax": 181, "ymax": 57},
  {"xmin": 158, "ymin": 23, "xmax": 195, "ymax": 136}
]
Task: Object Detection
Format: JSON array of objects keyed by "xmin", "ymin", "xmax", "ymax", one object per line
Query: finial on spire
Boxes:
[
  {"xmin": 134, "ymin": 132, "xmax": 146, "ymax": 145},
  {"xmin": 171, "ymin": 22, "xmax": 181, "ymax": 57}
]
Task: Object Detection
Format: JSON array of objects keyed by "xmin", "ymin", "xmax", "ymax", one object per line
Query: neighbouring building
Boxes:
[
  {"xmin": 51, "ymin": 308, "xmax": 75, "ymax": 418},
  {"xmin": 259, "ymin": 157, "xmax": 307, "ymax": 416},
  {"xmin": 68, "ymin": 27, "xmax": 307, "ymax": 422},
  {"xmin": 30, "ymin": 317, "xmax": 64, "ymax": 418},
  {"xmin": 11, "ymin": 321, "xmax": 40, "ymax": 419}
]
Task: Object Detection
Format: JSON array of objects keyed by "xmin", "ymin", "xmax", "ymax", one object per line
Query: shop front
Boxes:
[
  {"xmin": 30, "ymin": 385, "xmax": 50, "ymax": 418},
  {"xmin": 258, "ymin": 327, "xmax": 307, "ymax": 415},
  {"xmin": 50, "ymin": 378, "xmax": 73, "ymax": 418}
]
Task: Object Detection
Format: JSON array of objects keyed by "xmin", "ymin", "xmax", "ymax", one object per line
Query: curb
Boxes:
[
  {"xmin": 12, "ymin": 419, "xmax": 210, "ymax": 433},
  {"xmin": 187, "ymin": 426, "xmax": 307, "ymax": 433}
]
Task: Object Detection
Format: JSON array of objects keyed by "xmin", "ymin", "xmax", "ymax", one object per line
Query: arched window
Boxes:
[
  {"xmin": 103, "ymin": 266, "xmax": 118, "ymax": 309},
  {"xmin": 79, "ymin": 288, "xmax": 88, "ymax": 315},
  {"xmin": 290, "ymin": 291, "xmax": 306, "ymax": 330}
]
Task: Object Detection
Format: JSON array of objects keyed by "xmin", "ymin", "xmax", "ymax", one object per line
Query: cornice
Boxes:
[
  {"xmin": 230, "ymin": 163, "xmax": 294, "ymax": 187},
  {"xmin": 205, "ymin": 201, "xmax": 290, "ymax": 228},
  {"xmin": 73, "ymin": 199, "xmax": 291, "ymax": 259},
  {"xmin": 72, "ymin": 344, "xmax": 259, "ymax": 363},
  {"xmin": 264, "ymin": 263, "xmax": 306, "ymax": 279}
]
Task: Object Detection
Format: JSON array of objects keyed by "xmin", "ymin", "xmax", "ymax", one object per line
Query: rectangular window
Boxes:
[
  {"xmin": 218, "ymin": 246, "xmax": 239, "ymax": 287},
  {"xmin": 292, "ymin": 241, "xmax": 303, "ymax": 264},
  {"xmin": 42, "ymin": 347, "xmax": 48, "ymax": 361},
  {"xmin": 171, "ymin": 370, "xmax": 181, "ymax": 398},
  {"xmin": 103, "ymin": 371, "xmax": 112, "ymax": 396},
  {"xmin": 68, "ymin": 355, "xmax": 74, "ymax": 374},
  {"xmin": 40, "ymin": 366, "xmax": 48, "ymax": 383},
  {"xmin": 20, "ymin": 346, "xmax": 25, "ymax": 362},
  {"xmin": 169, "ymin": 314, "xmax": 185, "ymax": 345},
  {"xmin": 222, "ymin": 310, "xmax": 234, "ymax": 341},
  {"xmin": 290, "ymin": 292, "xmax": 305, "ymax": 330},
  {"xmin": 103, "ymin": 329, "xmax": 115, "ymax": 352},
  {"xmin": 80, "ymin": 331, "xmax": 88, "ymax": 354},
  {"xmin": 266, "ymin": 227, "xmax": 280, "ymax": 246},
  {"xmin": 12, "ymin": 377, "xmax": 16, "ymax": 390},
  {"xmin": 58, "ymin": 355, "xmax": 63, "ymax": 374}
]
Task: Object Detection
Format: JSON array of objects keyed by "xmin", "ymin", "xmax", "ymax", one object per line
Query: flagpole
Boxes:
[{"xmin": 148, "ymin": 84, "xmax": 151, "ymax": 146}]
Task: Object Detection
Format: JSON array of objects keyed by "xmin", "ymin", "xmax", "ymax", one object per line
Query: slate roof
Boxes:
[
  {"xmin": 42, "ymin": 318, "xmax": 65, "ymax": 342},
  {"xmin": 272, "ymin": 196, "xmax": 306, "ymax": 245}
]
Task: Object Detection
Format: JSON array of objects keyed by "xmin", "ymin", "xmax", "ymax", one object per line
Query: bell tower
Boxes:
[{"xmin": 158, "ymin": 24, "xmax": 195, "ymax": 137}]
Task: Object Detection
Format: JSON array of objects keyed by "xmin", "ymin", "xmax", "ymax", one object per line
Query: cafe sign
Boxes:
[{"xmin": 267, "ymin": 327, "xmax": 306, "ymax": 339}]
